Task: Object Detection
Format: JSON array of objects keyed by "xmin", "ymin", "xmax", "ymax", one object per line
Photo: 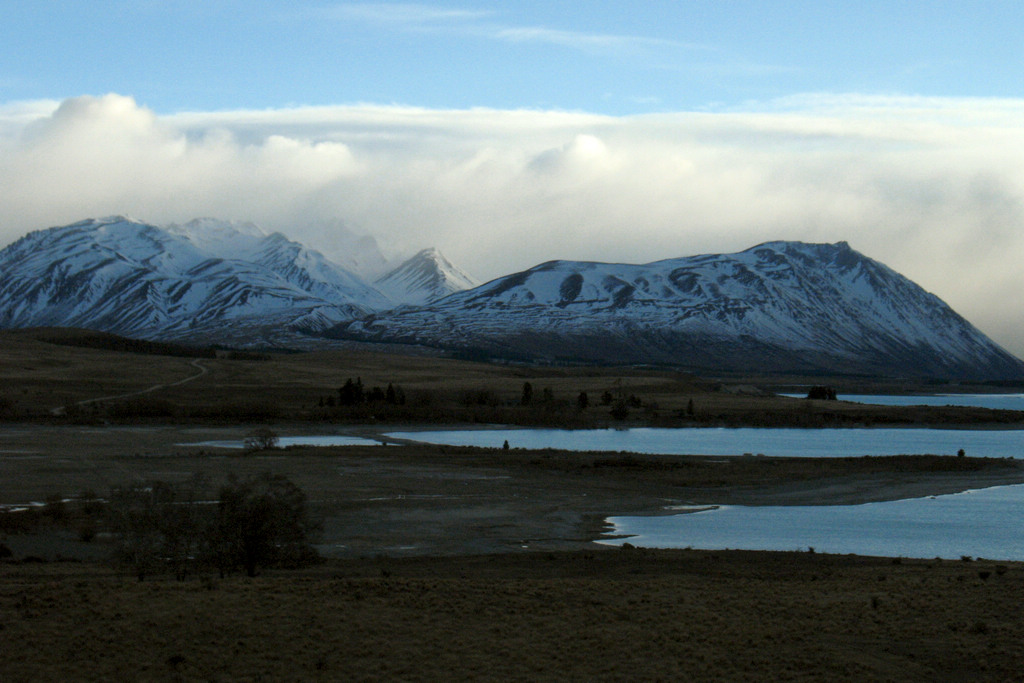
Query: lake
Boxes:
[
  {"xmin": 782, "ymin": 393, "xmax": 1024, "ymax": 411},
  {"xmin": 184, "ymin": 435, "xmax": 382, "ymax": 449},
  {"xmin": 601, "ymin": 484, "xmax": 1024, "ymax": 561},
  {"xmin": 385, "ymin": 427, "xmax": 1024, "ymax": 459}
]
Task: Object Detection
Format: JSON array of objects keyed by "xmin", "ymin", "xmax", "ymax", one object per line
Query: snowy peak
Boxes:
[
  {"xmin": 332, "ymin": 240, "xmax": 1024, "ymax": 380},
  {"xmin": 165, "ymin": 218, "xmax": 267, "ymax": 258},
  {"xmin": 0, "ymin": 217, "xmax": 392, "ymax": 345},
  {"xmin": 375, "ymin": 248, "xmax": 478, "ymax": 305}
]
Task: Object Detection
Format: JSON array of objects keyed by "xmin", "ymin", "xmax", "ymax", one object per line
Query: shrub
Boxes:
[
  {"xmin": 806, "ymin": 386, "xmax": 838, "ymax": 400},
  {"xmin": 106, "ymin": 473, "xmax": 318, "ymax": 579},
  {"xmin": 209, "ymin": 473, "xmax": 320, "ymax": 577},
  {"xmin": 243, "ymin": 427, "xmax": 280, "ymax": 452}
]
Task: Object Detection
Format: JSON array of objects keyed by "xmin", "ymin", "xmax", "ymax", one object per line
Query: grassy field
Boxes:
[
  {"xmin": 3, "ymin": 550, "xmax": 1024, "ymax": 681},
  {"xmin": 3, "ymin": 328, "xmax": 1023, "ymax": 428}
]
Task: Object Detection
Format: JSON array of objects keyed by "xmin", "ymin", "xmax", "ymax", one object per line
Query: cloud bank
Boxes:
[{"xmin": 2, "ymin": 93, "xmax": 1024, "ymax": 356}]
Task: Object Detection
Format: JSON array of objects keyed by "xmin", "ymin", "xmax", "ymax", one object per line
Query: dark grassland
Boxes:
[
  {"xmin": 3, "ymin": 328, "xmax": 1024, "ymax": 681},
  {"xmin": 5, "ymin": 551, "xmax": 1024, "ymax": 681},
  {"xmin": 2, "ymin": 328, "xmax": 1023, "ymax": 428}
]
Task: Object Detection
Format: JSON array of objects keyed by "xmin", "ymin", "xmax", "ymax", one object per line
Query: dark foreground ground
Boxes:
[
  {"xmin": 3, "ymin": 427, "xmax": 1024, "ymax": 681},
  {"xmin": 3, "ymin": 549, "xmax": 1023, "ymax": 682}
]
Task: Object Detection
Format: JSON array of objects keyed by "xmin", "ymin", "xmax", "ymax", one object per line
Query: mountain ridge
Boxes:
[
  {"xmin": 375, "ymin": 248, "xmax": 479, "ymax": 306},
  {"xmin": 0, "ymin": 217, "xmax": 472, "ymax": 344},
  {"xmin": 1, "ymin": 218, "xmax": 1020, "ymax": 379},
  {"xmin": 330, "ymin": 240, "xmax": 1024, "ymax": 380}
]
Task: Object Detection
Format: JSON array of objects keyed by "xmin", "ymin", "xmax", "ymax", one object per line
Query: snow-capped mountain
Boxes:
[
  {"xmin": 0, "ymin": 216, "xmax": 390, "ymax": 343},
  {"xmin": 330, "ymin": 241, "xmax": 1024, "ymax": 379},
  {"xmin": 164, "ymin": 218, "xmax": 393, "ymax": 308},
  {"xmin": 374, "ymin": 248, "xmax": 478, "ymax": 306}
]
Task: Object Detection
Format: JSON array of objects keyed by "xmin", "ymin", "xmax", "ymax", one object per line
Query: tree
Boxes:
[
  {"xmin": 521, "ymin": 382, "xmax": 533, "ymax": 406},
  {"xmin": 338, "ymin": 377, "xmax": 364, "ymax": 406},
  {"xmin": 610, "ymin": 400, "xmax": 630, "ymax": 420},
  {"xmin": 806, "ymin": 386, "xmax": 837, "ymax": 400},
  {"xmin": 243, "ymin": 427, "xmax": 279, "ymax": 452},
  {"xmin": 107, "ymin": 482, "xmax": 166, "ymax": 581},
  {"xmin": 210, "ymin": 473, "xmax": 320, "ymax": 577},
  {"xmin": 107, "ymin": 477, "xmax": 208, "ymax": 581},
  {"xmin": 577, "ymin": 391, "xmax": 589, "ymax": 410}
]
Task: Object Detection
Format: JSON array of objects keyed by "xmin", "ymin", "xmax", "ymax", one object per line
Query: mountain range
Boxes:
[
  {"xmin": 1, "ymin": 217, "xmax": 1021, "ymax": 379},
  {"xmin": 0, "ymin": 216, "xmax": 473, "ymax": 345},
  {"xmin": 329, "ymin": 241, "xmax": 1024, "ymax": 379}
]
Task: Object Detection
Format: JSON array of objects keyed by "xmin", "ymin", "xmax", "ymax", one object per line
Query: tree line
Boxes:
[{"xmin": 319, "ymin": 377, "xmax": 407, "ymax": 408}]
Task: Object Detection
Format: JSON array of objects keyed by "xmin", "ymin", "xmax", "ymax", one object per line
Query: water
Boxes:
[
  {"xmin": 782, "ymin": 393, "xmax": 1024, "ymax": 411},
  {"xmin": 385, "ymin": 427, "xmax": 1024, "ymax": 459},
  {"xmin": 183, "ymin": 435, "xmax": 383, "ymax": 449},
  {"xmin": 601, "ymin": 485, "xmax": 1024, "ymax": 561}
]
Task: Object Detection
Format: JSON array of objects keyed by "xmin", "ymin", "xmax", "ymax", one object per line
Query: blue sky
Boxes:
[
  {"xmin": 4, "ymin": 1, "xmax": 1023, "ymax": 114},
  {"xmin": 2, "ymin": 2, "xmax": 1024, "ymax": 353}
]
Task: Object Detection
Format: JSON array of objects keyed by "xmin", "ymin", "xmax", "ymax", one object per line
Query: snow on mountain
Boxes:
[
  {"xmin": 330, "ymin": 241, "xmax": 1024, "ymax": 379},
  {"xmin": 166, "ymin": 218, "xmax": 266, "ymax": 256},
  {"xmin": 374, "ymin": 248, "xmax": 478, "ymax": 306},
  {"xmin": 4, "ymin": 219, "xmax": 1020, "ymax": 379},
  {"xmin": 0, "ymin": 216, "xmax": 389, "ymax": 344}
]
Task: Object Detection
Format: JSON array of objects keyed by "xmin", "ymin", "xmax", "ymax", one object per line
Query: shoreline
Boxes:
[{"xmin": 3, "ymin": 423, "xmax": 1024, "ymax": 561}]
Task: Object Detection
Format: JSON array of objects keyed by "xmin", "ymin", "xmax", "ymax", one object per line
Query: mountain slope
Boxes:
[
  {"xmin": 0, "ymin": 216, "xmax": 387, "ymax": 343},
  {"xmin": 329, "ymin": 241, "xmax": 1024, "ymax": 379},
  {"xmin": 374, "ymin": 248, "xmax": 478, "ymax": 306}
]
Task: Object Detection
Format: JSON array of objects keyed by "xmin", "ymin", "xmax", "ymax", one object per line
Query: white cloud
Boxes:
[
  {"xmin": 315, "ymin": 3, "xmax": 708, "ymax": 57},
  {"xmin": 2, "ymin": 93, "xmax": 1024, "ymax": 357}
]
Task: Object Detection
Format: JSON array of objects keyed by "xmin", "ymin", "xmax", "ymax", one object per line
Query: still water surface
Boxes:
[
  {"xmin": 783, "ymin": 393, "xmax": 1024, "ymax": 410},
  {"xmin": 385, "ymin": 427, "xmax": 1024, "ymax": 459},
  {"xmin": 185, "ymin": 435, "xmax": 381, "ymax": 449},
  {"xmin": 601, "ymin": 485, "xmax": 1024, "ymax": 561}
]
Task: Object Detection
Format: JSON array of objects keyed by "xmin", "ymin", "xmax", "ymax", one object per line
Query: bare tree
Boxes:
[{"xmin": 243, "ymin": 427, "xmax": 279, "ymax": 452}]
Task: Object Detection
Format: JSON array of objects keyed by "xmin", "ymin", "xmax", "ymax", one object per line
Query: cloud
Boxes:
[
  {"xmin": 316, "ymin": 3, "xmax": 707, "ymax": 57},
  {"xmin": 317, "ymin": 3, "xmax": 491, "ymax": 26},
  {"xmin": 2, "ymin": 93, "xmax": 1024, "ymax": 356},
  {"xmin": 492, "ymin": 26, "xmax": 697, "ymax": 54}
]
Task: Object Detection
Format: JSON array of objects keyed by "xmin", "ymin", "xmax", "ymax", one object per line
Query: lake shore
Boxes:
[
  {"xmin": 4, "ymin": 430, "xmax": 1024, "ymax": 680},
  {"xmin": 3, "ymin": 424, "xmax": 1023, "ymax": 560}
]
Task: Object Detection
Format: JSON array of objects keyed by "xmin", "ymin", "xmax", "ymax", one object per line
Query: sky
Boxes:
[{"xmin": 2, "ymin": 1, "xmax": 1024, "ymax": 354}]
